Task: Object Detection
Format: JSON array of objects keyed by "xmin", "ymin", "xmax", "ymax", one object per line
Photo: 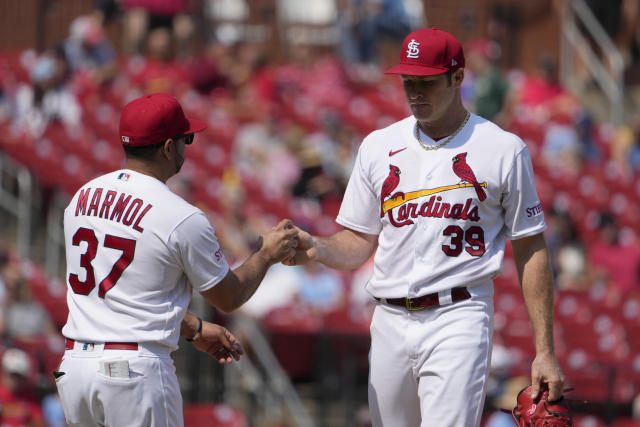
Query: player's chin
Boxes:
[{"xmin": 410, "ymin": 105, "xmax": 435, "ymax": 122}]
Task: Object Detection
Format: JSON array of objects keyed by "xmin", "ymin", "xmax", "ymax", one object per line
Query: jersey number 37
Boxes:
[{"xmin": 68, "ymin": 227, "xmax": 137, "ymax": 298}]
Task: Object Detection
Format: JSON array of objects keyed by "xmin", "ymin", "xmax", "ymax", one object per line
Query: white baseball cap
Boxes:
[{"xmin": 2, "ymin": 348, "xmax": 31, "ymax": 376}]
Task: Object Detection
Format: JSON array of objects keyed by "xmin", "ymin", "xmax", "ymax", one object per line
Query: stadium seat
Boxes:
[
  {"xmin": 610, "ymin": 418, "xmax": 640, "ymax": 427},
  {"xmin": 573, "ymin": 414, "xmax": 608, "ymax": 427},
  {"xmin": 183, "ymin": 403, "xmax": 248, "ymax": 427},
  {"xmin": 563, "ymin": 366, "xmax": 610, "ymax": 403},
  {"xmin": 612, "ymin": 366, "xmax": 640, "ymax": 403},
  {"xmin": 262, "ymin": 306, "xmax": 323, "ymax": 379},
  {"xmin": 322, "ymin": 307, "xmax": 370, "ymax": 336}
]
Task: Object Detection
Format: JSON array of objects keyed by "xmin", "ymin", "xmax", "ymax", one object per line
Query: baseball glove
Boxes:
[{"xmin": 511, "ymin": 384, "xmax": 573, "ymax": 426}]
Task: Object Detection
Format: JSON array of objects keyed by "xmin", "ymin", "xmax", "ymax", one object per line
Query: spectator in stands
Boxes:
[
  {"xmin": 610, "ymin": 113, "xmax": 640, "ymax": 178},
  {"xmin": 555, "ymin": 243, "xmax": 588, "ymax": 291},
  {"xmin": 633, "ymin": 393, "xmax": 640, "ymax": 421},
  {"xmin": 239, "ymin": 263, "xmax": 302, "ymax": 319},
  {"xmin": 545, "ymin": 209, "xmax": 579, "ymax": 263},
  {"xmin": 619, "ymin": 0, "xmax": 640, "ymax": 75},
  {"xmin": 518, "ymin": 55, "xmax": 565, "ymax": 107},
  {"xmin": 4, "ymin": 278, "xmax": 56, "ymax": 340},
  {"xmin": 336, "ymin": 0, "xmax": 411, "ymax": 64},
  {"xmin": 574, "ymin": 109, "xmax": 602, "ymax": 164},
  {"xmin": 0, "ymin": 63, "xmax": 13, "ymax": 125},
  {"xmin": 64, "ymin": 14, "xmax": 117, "ymax": 86},
  {"xmin": 516, "ymin": 54, "xmax": 579, "ymax": 122},
  {"xmin": 541, "ymin": 118, "xmax": 583, "ymax": 177},
  {"xmin": 587, "ymin": 212, "xmax": 640, "ymax": 293},
  {"xmin": 188, "ymin": 40, "xmax": 229, "ymax": 95},
  {"xmin": 465, "ymin": 39, "xmax": 510, "ymax": 125},
  {"xmin": 0, "ymin": 348, "xmax": 44, "ymax": 427},
  {"xmin": 335, "ymin": 0, "xmax": 381, "ymax": 64},
  {"xmin": 547, "ymin": 214, "xmax": 590, "ymax": 292},
  {"xmin": 41, "ymin": 390, "xmax": 66, "ymax": 427},
  {"xmin": 12, "ymin": 51, "xmax": 82, "ymax": 138},
  {"xmin": 209, "ymin": 173, "xmax": 275, "ymax": 265},
  {"xmin": 233, "ymin": 121, "xmax": 300, "ymax": 200},
  {"xmin": 93, "ymin": 0, "xmax": 121, "ymax": 26},
  {"xmin": 303, "ymin": 113, "xmax": 359, "ymax": 195},
  {"xmin": 121, "ymin": 0, "xmax": 195, "ymax": 56},
  {"xmin": 215, "ymin": 42, "xmax": 273, "ymax": 122},
  {"xmin": 297, "ymin": 262, "xmax": 344, "ymax": 313},
  {"xmin": 126, "ymin": 24, "xmax": 190, "ymax": 94},
  {"xmin": 631, "ymin": 123, "xmax": 640, "ymax": 174},
  {"xmin": 291, "ymin": 147, "xmax": 342, "ymax": 204},
  {"xmin": 0, "ymin": 249, "xmax": 9, "ymax": 311}
]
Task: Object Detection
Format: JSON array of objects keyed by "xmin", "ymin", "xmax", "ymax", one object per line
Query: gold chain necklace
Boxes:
[{"xmin": 414, "ymin": 111, "xmax": 470, "ymax": 151}]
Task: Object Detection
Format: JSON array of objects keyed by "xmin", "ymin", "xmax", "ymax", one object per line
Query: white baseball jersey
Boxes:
[
  {"xmin": 337, "ymin": 113, "xmax": 545, "ymax": 298},
  {"xmin": 62, "ymin": 169, "xmax": 229, "ymax": 350}
]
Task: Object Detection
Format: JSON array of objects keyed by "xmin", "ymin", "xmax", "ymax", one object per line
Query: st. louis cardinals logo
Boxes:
[
  {"xmin": 452, "ymin": 152, "xmax": 487, "ymax": 201},
  {"xmin": 379, "ymin": 155, "xmax": 488, "ymax": 227},
  {"xmin": 380, "ymin": 165, "xmax": 405, "ymax": 217},
  {"xmin": 406, "ymin": 39, "xmax": 420, "ymax": 58}
]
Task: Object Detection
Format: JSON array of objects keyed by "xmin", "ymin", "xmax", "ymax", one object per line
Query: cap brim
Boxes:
[
  {"xmin": 384, "ymin": 64, "xmax": 451, "ymax": 76},
  {"xmin": 185, "ymin": 118, "xmax": 207, "ymax": 135}
]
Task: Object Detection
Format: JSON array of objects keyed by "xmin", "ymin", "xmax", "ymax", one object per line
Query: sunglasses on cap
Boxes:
[{"xmin": 173, "ymin": 134, "xmax": 194, "ymax": 145}]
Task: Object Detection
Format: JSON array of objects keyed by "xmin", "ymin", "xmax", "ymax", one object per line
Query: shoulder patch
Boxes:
[{"xmin": 525, "ymin": 202, "xmax": 543, "ymax": 218}]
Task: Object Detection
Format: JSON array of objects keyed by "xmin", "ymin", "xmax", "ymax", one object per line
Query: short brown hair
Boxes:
[{"xmin": 122, "ymin": 140, "xmax": 164, "ymax": 160}]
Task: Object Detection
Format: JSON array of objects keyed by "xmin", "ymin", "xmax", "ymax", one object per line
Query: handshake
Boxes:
[{"xmin": 259, "ymin": 219, "xmax": 316, "ymax": 267}]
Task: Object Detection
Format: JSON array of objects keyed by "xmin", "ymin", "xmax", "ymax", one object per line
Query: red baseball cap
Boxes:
[
  {"xmin": 385, "ymin": 28, "xmax": 465, "ymax": 76},
  {"xmin": 119, "ymin": 93, "xmax": 207, "ymax": 147}
]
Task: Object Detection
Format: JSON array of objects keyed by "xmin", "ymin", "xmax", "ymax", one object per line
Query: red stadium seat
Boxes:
[
  {"xmin": 323, "ymin": 307, "xmax": 370, "ymax": 336},
  {"xmin": 573, "ymin": 415, "xmax": 607, "ymax": 427},
  {"xmin": 563, "ymin": 366, "xmax": 610, "ymax": 403},
  {"xmin": 262, "ymin": 306, "xmax": 323, "ymax": 379},
  {"xmin": 183, "ymin": 403, "xmax": 248, "ymax": 427},
  {"xmin": 611, "ymin": 418, "xmax": 640, "ymax": 427}
]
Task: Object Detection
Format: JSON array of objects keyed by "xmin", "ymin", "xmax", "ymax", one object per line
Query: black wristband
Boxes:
[{"xmin": 186, "ymin": 317, "xmax": 202, "ymax": 342}]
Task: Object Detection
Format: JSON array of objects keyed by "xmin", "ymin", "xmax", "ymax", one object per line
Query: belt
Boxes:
[
  {"xmin": 65, "ymin": 338, "xmax": 138, "ymax": 351},
  {"xmin": 375, "ymin": 286, "xmax": 471, "ymax": 311}
]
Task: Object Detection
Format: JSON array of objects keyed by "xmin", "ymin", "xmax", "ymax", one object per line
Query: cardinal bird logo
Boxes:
[
  {"xmin": 380, "ymin": 165, "xmax": 405, "ymax": 217},
  {"xmin": 452, "ymin": 153, "xmax": 487, "ymax": 201}
]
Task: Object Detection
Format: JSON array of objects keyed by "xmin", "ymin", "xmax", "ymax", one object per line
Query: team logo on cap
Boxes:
[
  {"xmin": 122, "ymin": 136, "xmax": 130, "ymax": 143},
  {"xmin": 406, "ymin": 39, "xmax": 420, "ymax": 58}
]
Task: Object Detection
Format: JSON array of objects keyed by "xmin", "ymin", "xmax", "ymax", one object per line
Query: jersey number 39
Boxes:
[
  {"xmin": 441, "ymin": 225, "xmax": 485, "ymax": 257},
  {"xmin": 68, "ymin": 227, "xmax": 136, "ymax": 298}
]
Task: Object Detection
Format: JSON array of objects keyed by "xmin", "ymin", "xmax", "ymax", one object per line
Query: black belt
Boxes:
[{"xmin": 375, "ymin": 286, "xmax": 471, "ymax": 311}]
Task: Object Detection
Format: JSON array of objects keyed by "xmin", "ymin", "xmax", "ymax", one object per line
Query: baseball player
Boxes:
[
  {"xmin": 57, "ymin": 93, "xmax": 298, "ymax": 427},
  {"xmin": 284, "ymin": 29, "xmax": 564, "ymax": 426}
]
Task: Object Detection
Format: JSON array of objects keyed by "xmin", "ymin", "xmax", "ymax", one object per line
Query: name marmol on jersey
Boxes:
[{"xmin": 74, "ymin": 187, "xmax": 153, "ymax": 233}]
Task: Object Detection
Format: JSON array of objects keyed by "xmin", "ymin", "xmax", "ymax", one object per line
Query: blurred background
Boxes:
[{"xmin": 0, "ymin": 0, "xmax": 639, "ymax": 426}]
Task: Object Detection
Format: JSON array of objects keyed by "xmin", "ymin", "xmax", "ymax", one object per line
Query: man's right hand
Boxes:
[
  {"xmin": 191, "ymin": 321, "xmax": 244, "ymax": 364},
  {"xmin": 259, "ymin": 219, "xmax": 299, "ymax": 265},
  {"xmin": 282, "ymin": 225, "xmax": 317, "ymax": 266}
]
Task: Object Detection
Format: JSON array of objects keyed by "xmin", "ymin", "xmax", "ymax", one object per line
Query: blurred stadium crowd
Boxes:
[{"xmin": 0, "ymin": 0, "xmax": 639, "ymax": 426}]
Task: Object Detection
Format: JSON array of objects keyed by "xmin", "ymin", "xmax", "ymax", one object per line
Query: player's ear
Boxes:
[
  {"xmin": 452, "ymin": 68, "xmax": 464, "ymax": 87},
  {"xmin": 161, "ymin": 138, "xmax": 175, "ymax": 159}
]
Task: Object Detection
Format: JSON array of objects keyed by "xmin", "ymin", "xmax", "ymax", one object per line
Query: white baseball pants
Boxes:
[
  {"xmin": 56, "ymin": 341, "xmax": 183, "ymax": 427},
  {"xmin": 368, "ymin": 291, "xmax": 493, "ymax": 427}
]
